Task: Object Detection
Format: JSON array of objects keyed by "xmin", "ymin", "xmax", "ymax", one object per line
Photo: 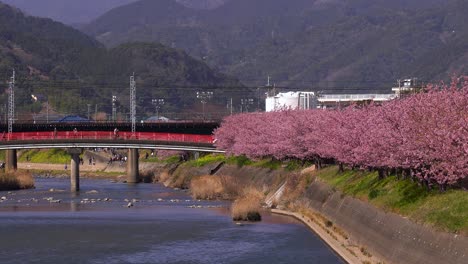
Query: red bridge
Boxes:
[{"xmin": 0, "ymin": 122, "xmax": 223, "ymax": 191}]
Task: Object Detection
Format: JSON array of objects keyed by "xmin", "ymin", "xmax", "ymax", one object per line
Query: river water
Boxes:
[{"xmin": 0, "ymin": 177, "xmax": 343, "ymax": 264}]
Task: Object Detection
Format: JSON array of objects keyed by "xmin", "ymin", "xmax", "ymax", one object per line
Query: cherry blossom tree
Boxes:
[{"xmin": 214, "ymin": 77, "xmax": 468, "ymax": 188}]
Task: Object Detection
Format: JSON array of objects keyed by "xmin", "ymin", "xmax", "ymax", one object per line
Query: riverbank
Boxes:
[{"xmin": 271, "ymin": 209, "xmax": 362, "ymax": 264}]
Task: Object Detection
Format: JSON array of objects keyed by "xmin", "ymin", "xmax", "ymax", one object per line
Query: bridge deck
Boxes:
[
  {"xmin": 1, "ymin": 131, "xmax": 213, "ymax": 143},
  {"xmin": 0, "ymin": 131, "xmax": 221, "ymax": 152}
]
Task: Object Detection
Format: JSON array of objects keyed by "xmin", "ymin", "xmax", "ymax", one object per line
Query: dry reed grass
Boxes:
[
  {"xmin": 219, "ymin": 175, "xmax": 244, "ymax": 199},
  {"xmin": 231, "ymin": 190, "xmax": 263, "ymax": 222},
  {"xmin": 0, "ymin": 171, "xmax": 34, "ymax": 190},
  {"xmin": 158, "ymin": 171, "xmax": 172, "ymax": 186},
  {"xmin": 190, "ymin": 175, "xmax": 224, "ymax": 200}
]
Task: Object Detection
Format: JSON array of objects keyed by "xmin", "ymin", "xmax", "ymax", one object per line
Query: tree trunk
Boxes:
[
  {"xmin": 403, "ymin": 169, "xmax": 410, "ymax": 180},
  {"xmin": 423, "ymin": 179, "xmax": 431, "ymax": 191},
  {"xmin": 378, "ymin": 169, "xmax": 386, "ymax": 180},
  {"xmin": 439, "ymin": 183, "xmax": 447, "ymax": 192},
  {"xmin": 338, "ymin": 163, "xmax": 344, "ymax": 173}
]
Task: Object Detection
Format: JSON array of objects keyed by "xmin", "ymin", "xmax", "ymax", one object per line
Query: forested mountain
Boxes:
[
  {"xmin": 0, "ymin": 0, "xmax": 228, "ymax": 24},
  {"xmin": 84, "ymin": 0, "xmax": 467, "ymax": 91},
  {"xmin": 0, "ymin": 2, "xmax": 241, "ymax": 119},
  {"xmin": 0, "ymin": 0, "xmax": 138, "ymax": 24},
  {"xmin": 175, "ymin": 0, "xmax": 229, "ymax": 10}
]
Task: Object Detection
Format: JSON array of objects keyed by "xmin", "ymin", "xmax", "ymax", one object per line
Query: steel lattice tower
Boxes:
[
  {"xmin": 8, "ymin": 70, "xmax": 15, "ymax": 134},
  {"xmin": 130, "ymin": 74, "xmax": 136, "ymax": 134}
]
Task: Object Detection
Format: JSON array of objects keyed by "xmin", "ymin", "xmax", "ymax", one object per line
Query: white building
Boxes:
[
  {"xmin": 264, "ymin": 78, "xmax": 417, "ymax": 112},
  {"xmin": 265, "ymin": 91, "xmax": 397, "ymax": 111},
  {"xmin": 392, "ymin": 78, "xmax": 420, "ymax": 96},
  {"xmin": 265, "ymin": 92, "xmax": 318, "ymax": 112}
]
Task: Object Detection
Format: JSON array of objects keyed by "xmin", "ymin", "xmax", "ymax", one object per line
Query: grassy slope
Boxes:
[
  {"xmin": 18, "ymin": 149, "xmax": 71, "ymax": 164},
  {"xmin": 316, "ymin": 166, "xmax": 468, "ymax": 234},
  {"xmin": 187, "ymin": 154, "xmax": 305, "ymax": 171}
]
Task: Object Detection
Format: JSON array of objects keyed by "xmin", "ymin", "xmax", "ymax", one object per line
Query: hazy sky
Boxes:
[{"xmin": 1, "ymin": 0, "xmax": 139, "ymax": 24}]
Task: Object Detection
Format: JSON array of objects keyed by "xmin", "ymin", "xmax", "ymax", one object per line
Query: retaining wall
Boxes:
[{"xmin": 303, "ymin": 181, "xmax": 468, "ymax": 264}]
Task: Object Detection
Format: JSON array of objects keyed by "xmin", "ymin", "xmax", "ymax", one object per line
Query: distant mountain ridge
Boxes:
[
  {"xmin": 0, "ymin": 2, "xmax": 241, "ymax": 117},
  {"xmin": 0, "ymin": 0, "xmax": 230, "ymax": 24},
  {"xmin": 83, "ymin": 0, "xmax": 467, "ymax": 91},
  {"xmin": 0, "ymin": 0, "xmax": 139, "ymax": 24},
  {"xmin": 176, "ymin": 0, "xmax": 229, "ymax": 10}
]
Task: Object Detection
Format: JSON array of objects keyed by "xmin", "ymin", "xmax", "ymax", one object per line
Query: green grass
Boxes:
[
  {"xmin": 251, "ymin": 159, "xmax": 282, "ymax": 170},
  {"xmin": 187, "ymin": 154, "xmax": 227, "ymax": 167},
  {"xmin": 226, "ymin": 155, "xmax": 253, "ymax": 167},
  {"xmin": 164, "ymin": 155, "xmax": 182, "ymax": 164},
  {"xmin": 316, "ymin": 166, "xmax": 468, "ymax": 234},
  {"xmin": 184, "ymin": 154, "xmax": 307, "ymax": 171},
  {"xmin": 18, "ymin": 149, "xmax": 71, "ymax": 164}
]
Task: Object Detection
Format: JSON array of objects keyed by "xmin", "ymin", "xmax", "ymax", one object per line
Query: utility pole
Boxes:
[
  {"xmin": 46, "ymin": 102, "xmax": 49, "ymax": 124},
  {"xmin": 87, "ymin": 104, "xmax": 91, "ymax": 120},
  {"xmin": 95, "ymin": 104, "xmax": 98, "ymax": 121},
  {"xmin": 227, "ymin": 98, "xmax": 233, "ymax": 115},
  {"xmin": 241, "ymin": 98, "xmax": 254, "ymax": 113},
  {"xmin": 112, "ymin": 96, "xmax": 117, "ymax": 122},
  {"xmin": 8, "ymin": 70, "xmax": 15, "ymax": 135},
  {"xmin": 197, "ymin": 91, "xmax": 213, "ymax": 120},
  {"xmin": 130, "ymin": 74, "xmax": 136, "ymax": 134},
  {"xmin": 152, "ymin": 98, "xmax": 165, "ymax": 119}
]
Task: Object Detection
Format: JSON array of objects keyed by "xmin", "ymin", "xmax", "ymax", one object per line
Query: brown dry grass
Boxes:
[
  {"xmin": 219, "ymin": 175, "xmax": 245, "ymax": 199},
  {"xmin": 158, "ymin": 171, "xmax": 172, "ymax": 186},
  {"xmin": 190, "ymin": 174, "xmax": 250, "ymax": 200},
  {"xmin": 231, "ymin": 189, "xmax": 263, "ymax": 221},
  {"xmin": 190, "ymin": 175, "xmax": 224, "ymax": 200},
  {"xmin": 0, "ymin": 171, "xmax": 34, "ymax": 190}
]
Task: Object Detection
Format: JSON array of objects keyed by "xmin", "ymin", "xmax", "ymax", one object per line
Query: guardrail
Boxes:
[
  {"xmin": 318, "ymin": 94, "xmax": 397, "ymax": 102},
  {"xmin": 1, "ymin": 131, "xmax": 214, "ymax": 144}
]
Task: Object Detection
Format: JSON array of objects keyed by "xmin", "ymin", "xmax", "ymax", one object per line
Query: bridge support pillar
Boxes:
[
  {"xmin": 127, "ymin": 149, "xmax": 139, "ymax": 184},
  {"xmin": 5, "ymin": 149, "xmax": 17, "ymax": 172},
  {"xmin": 68, "ymin": 148, "xmax": 82, "ymax": 192}
]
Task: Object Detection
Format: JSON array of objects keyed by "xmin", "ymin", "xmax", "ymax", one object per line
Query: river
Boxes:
[{"xmin": 0, "ymin": 177, "xmax": 344, "ymax": 264}]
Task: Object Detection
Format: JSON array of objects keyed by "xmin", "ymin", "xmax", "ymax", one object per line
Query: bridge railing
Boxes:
[{"xmin": 2, "ymin": 131, "xmax": 214, "ymax": 144}]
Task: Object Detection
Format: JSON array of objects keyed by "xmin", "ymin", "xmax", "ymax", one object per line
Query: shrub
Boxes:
[
  {"xmin": 231, "ymin": 192, "xmax": 262, "ymax": 222},
  {"xmin": 0, "ymin": 171, "xmax": 34, "ymax": 190}
]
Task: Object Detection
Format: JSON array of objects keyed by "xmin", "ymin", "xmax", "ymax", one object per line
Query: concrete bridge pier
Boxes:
[
  {"xmin": 127, "ymin": 149, "xmax": 139, "ymax": 184},
  {"xmin": 5, "ymin": 149, "xmax": 17, "ymax": 172},
  {"xmin": 68, "ymin": 148, "xmax": 82, "ymax": 192}
]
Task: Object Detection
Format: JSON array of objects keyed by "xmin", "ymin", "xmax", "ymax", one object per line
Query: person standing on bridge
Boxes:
[
  {"xmin": 53, "ymin": 127, "xmax": 57, "ymax": 139},
  {"xmin": 114, "ymin": 128, "xmax": 119, "ymax": 139},
  {"xmin": 73, "ymin": 128, "xmax": 78, "ymax": 138}
]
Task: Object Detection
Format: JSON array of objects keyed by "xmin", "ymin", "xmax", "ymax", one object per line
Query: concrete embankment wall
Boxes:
[
  {"xmin": 160, "ymin": 162, "xmax": 286, "ymax": 191},
  {"xmin": 303, "ymin": 181, "xmax": 468, "ymax": 264}
]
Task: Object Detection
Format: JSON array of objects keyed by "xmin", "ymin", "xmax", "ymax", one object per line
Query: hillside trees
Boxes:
[{"xmin": 215, "ymin": 77, "xmax": 468, "ymax": 188}]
